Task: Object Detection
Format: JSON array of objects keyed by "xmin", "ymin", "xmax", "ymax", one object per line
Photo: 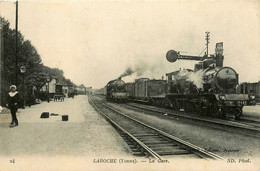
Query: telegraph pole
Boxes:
[
  {"xmin": 0, "ymin": 20, "xmax": 3, "ymax": 105},
  {"xmin": 205, "ymin": 31, "xmax": 210, "ymax": 57},
  {"xmin": 15, "ymin": 0, "xmax": 18, "ymax": 85}
]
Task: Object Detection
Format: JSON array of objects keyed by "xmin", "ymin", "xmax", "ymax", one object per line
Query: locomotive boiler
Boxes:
[
  {"xmin": 105, "ymin": 77, "xmax": 128, "ymax": 102},
  {"xmin": 165, "ymin": 42, "xmax": 256, "ymax": 119}
]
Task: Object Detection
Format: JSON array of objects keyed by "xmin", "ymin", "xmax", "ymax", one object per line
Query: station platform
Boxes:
[{"xmin": 0, "ymin": 95, "xmax": 131, "ymax": 170}]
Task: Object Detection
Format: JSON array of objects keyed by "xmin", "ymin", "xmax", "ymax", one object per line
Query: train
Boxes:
[
  {"xmin": 126, "ymin": 78, "xmax": 166, "ymax": 103},
  {"xmin": 105, "ymin": 77, "xmax": 128, "ymax": 102},
  {"xmin": 161, "ymin": 43, "xmax": 256, "ymax": 119},
  {"xmin": 103, "ymin": 42, "xmax": 256, "ymax": 119}
]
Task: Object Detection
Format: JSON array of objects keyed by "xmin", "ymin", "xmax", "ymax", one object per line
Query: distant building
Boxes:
[
  {"xmin": 40, "ymin": 77, "xmax": 58, "ymax": 97},
  {"xmin": 237, "ymin": 81, "xmax": 260, "ymax": 102},
  {"xmin": 85, "ymin": 87, "xmax": 92, "ymax": 95},
  {"xmin": 76, "ymin": 84, "xmax": 86, "ymax": 95},
  {"xmin": 62, "ymin": 84, "xmax": 69, "ymax": 97}
]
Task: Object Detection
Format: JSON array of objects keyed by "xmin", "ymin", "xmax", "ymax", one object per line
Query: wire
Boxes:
[{"xmin": 198, "ymin": 47, "xmax": 207, "ymax": 57}]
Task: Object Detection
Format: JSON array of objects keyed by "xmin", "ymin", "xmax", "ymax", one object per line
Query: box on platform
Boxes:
[{"xmin": 62, "ymin": 115, "xmax": 69, "ymax": 121}]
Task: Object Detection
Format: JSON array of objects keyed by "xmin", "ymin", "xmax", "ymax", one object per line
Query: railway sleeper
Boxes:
[
  {"xmin": 144, "ymin": 141, "xmax": 174, "ymax": 145},
  {"xmin": 129, "ymin": 131, "xmax": 152, "ymax": 135},
  {"xmin": 150, "ymin": 145, "xmax": 182, "ymax": 150},
  {"xmin": 124, "ymin": 140, "xmax": 135, "ymax": 144},
  {"xmin": 141, "ymin": 139, "xmax": 171, "ymax": 143},
  {"xmin": 132, "ymin": 134, "xmax": 159, "ymax": 137},
  {"xmin": 141, "ymin": 136, "xmax": 172, "ymax": 141},
  {"xmin": 137, "ymin": 137, "xmax": 168, "ymax": 141},
  {"xmin": 132, "ymin": 152, "xmax": 145, "ymax": 156},
  {"xmin": 156, "ymin": 150, "xmax": 192, "ymax": 156},
  {"xmin": 124, "ymin": 139, "xmax": 138, "ymax": 145},
  {"xmin": 147, "ymin": 143, "xmax": 178, "ymax": 148},
  {"xmin": 130, "ymin": 148, "xmax": 142, "ymax": 152},
  {"xmin": 128, "ymin": 144, "xmax": 138, "ymax": 148},
  {"xmin": 121, "ymin": 136, "xmax": 132, "ymax": 141}
]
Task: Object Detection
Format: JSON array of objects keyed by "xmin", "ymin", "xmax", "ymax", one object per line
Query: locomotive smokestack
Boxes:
[
  {"xmin": 120, "ymin": 67, "xmax": 133, "ymax": 78},
  {"xmin": 216, "ymin": 55, "xmax": 224, "ymax": 67}
]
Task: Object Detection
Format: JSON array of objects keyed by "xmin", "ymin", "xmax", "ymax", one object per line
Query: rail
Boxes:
[{"xmin": 89, "ymin": 95, "xmax": 223, "ymax": 160}]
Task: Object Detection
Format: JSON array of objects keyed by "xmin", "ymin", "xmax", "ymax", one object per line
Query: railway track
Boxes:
[
  {"xmin": 124, "ymin": 102, "xmax": 260, "ymax": 138},
  {"xmin": 88, "ymin": 95, "xmax": 223, "ymax": 160},
  {"xmin": 237, "ymin": 118, "xmax": 260, "ymax": 128}
]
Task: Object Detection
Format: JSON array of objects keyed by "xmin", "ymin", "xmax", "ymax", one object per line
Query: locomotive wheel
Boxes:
[
  {"xmin": 209, "ymin": 102, "xmax": 226, "ymax": 118},
  {"xmin": 157, "ymin": 100, "xmax": 162, "ymax": 107},
  {"xmin": 210, "ymin": 103, "xmax": 219, "ymax": 117},
  {"xmin": 193, "ymin": 104, "xmax": 201, "ymax": 114},
  {"xmin": 168, "ymin": 101, "xmax": 174, "ymax": 109},
  {"xmin": 193, "ymin": 106, "xmax": 199, "ymax": 114},
  {"xmin": 173, "ymin": 100, "xmax": 180, "ymax": 111},
  {"xmin": 219, "ymin": 112, "xmax": 226, "ymax": 119},
  {"xmin": 194, "ymin": 103, "xmax": 205, "ymax": 115},
  {"xmin": 155, "ymin": 100, "xmax": 159, "ymax": 106},
  {"xmin": 234, "ymin": 108, "xmax": 242, "ymax": 120},
  {"xmin": 217, "ymin": 108, "xmax": 226, "ymax": 119},
  {"xmin": 201, "ymin": 107, "xmax": 208, "ymax": 116},
  {"xmin": 184, "ymin": 102, "xmax": 194, "ymax": 113}
]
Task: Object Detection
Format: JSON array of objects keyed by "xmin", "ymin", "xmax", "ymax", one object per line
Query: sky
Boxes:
[{"xmin": 1, "ymin": 0, "xmax": 260, "ymax": 89}]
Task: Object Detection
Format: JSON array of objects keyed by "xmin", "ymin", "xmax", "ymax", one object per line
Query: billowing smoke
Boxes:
[
  {"xmin": 120, "ymin": 67, "xmax": 134, "ymax": 78},
  {"xmin": 134, "ymin": 62, "xmax": 149, "ymax": 76},
  {"xmin": 119, "ymin": 61, "xmax": 148, "ymax": 79},
  {"xmin": 176, "ymin": 69, "xmax": 204, "ymax": 89},
  {"xmin": 120, "ymin": 60, "xmax": 163, "ymax": 80},
  {"xmin": 120, "ymin": 62, "xmax": 204, "ymax": 89}
]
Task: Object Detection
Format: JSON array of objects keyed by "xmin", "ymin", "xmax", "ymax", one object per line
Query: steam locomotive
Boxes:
[
  {"xmin": 105, "ymin": 77, "xmax": 128, "ymax": 102},
  {"xmin": 125, "ymin": 42, "xmax": 256, "ymax": 119},
  {"xmin": 164, "ymin": 43, "xmax": 256, "ymax": 119}
]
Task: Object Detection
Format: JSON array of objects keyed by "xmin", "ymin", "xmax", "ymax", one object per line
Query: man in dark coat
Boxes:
[{"xmin": 6, "ymin": 85, "xmax": 21, "ymax": 127}]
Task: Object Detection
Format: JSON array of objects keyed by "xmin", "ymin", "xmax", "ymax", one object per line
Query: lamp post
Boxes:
[
  {"xmin": 46, "ymin": 76, "xmax": 51, "ymax": 102},
  {"xmin": 0, "ymin": 23, "xmax": 3, "ymax": 105},
  {"xmin": 15, "ymin": 1, "xmax": 19, "ymax": 85},
  {"xmin": 20, "ymin": 66, "xmax": 26, "ymax": 108}
]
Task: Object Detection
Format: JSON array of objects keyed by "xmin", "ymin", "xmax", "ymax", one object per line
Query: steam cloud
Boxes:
[
  {"xmin": 120, "ymin": 62, "xmax": 204, "ymax": 90},
  {"xmin": 120, "ymin": 60, "xmax": 162, "ymax": 79},
  {"xmin": 175, "ymin": 69, "xmax": 204, "ymax": 89}
]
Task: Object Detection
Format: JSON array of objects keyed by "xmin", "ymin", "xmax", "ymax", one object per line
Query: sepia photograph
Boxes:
[{"xmin": 0, "ymin": 0, "xmax": 259, "ymax": 170}]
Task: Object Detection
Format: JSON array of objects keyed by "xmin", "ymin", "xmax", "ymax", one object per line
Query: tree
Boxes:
[
  {"xmin": 25, "ymin": 72, "xmax": 51, "ymax": 90},
  {"xmin": 0, "ymin": 17, "xmax": 43, "ymax": 104},
  {"xmin": 0, "ymin": 17, "xmax": 77, "ymax": 105}
]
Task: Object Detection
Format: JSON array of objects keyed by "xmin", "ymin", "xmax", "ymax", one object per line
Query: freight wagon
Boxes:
[{"xmin": 126, "ymin": 78, "xmax": 166, "ymax": 104}]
